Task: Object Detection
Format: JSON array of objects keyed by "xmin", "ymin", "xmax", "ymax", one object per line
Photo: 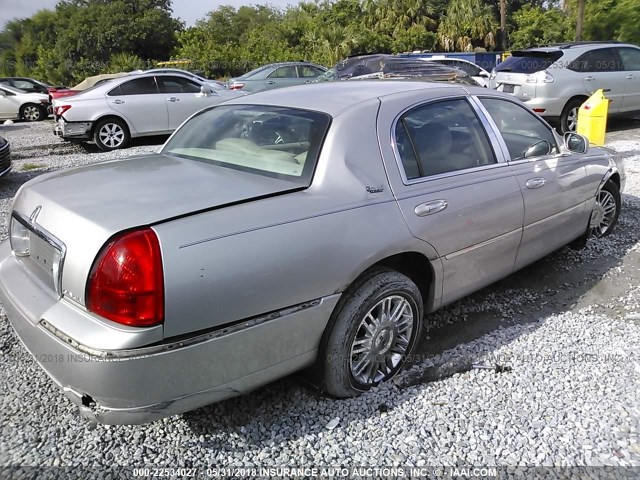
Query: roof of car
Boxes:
[
  {"xmin": 226, "ymin": 80, "xmax": 471, "ymax": 116},
  {"xmin": 264, "ymin": 61, "xmax": 325, "ymax": 68},
  {"xmin": 521, "ymin": 41, "xmax": 634, "ymax": 52}
]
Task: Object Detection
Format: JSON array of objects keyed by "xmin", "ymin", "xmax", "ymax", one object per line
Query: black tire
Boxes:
[
  {"xmin": 322, "ymin": 268, "xmax": 423, "ymax": 398},
  {"xmin": 20, "ymin": 103, "xmax": 45, "ymax": 122},
  {"xmin": 93, "ymin": 118, "xmax": 130, "ymax": 151},
  {"xmin": 591, "ymin": 180, "xmax": 621, "ymax": 238},
  {"xmin": 560, "ymin": 97, "xmax": 586, "ymax": 133}
]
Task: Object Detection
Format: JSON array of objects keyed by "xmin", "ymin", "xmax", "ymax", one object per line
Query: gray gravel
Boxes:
[{"xmin": 0, "ymin": 120, "xmax": 639, "ymax": 472}]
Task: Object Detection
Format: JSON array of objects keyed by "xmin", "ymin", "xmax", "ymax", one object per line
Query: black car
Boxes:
[
  {"xmin": 0, "ymin": 136, "xmax": 11, "ymax": 178},
  {"xmin": 0, "ymin": 77, "xmax": 54, "ymax": 95}
]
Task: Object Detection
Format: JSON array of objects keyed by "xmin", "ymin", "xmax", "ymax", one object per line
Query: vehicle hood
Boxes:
[{"xmin": 14, "ymin": 153, "xmax": 300, "ymax": 235}]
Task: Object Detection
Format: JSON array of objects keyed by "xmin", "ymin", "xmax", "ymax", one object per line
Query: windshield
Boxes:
[
  {"xmin": 495, "ymin": 51, "xmax": 563, "ymax": 74},
  {"xmin": 162, "ymin": 105, "xmax": 331, "ymax": 185}
]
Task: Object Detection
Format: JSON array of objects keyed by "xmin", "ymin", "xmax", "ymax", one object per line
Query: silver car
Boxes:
[
  {"xmin": 0, "ymin": 81, "xmax": 625, "ymax": 424},
  {"xmin": 489, "ymin": 41, "xmax": 640, "ymax": 132},
  {"xmin": 53, "ymin": 72, "xmax": 245, "ymax": 150},
  {"xmin": 228, "ymin": 62, "xmax": 328, "ymax": 92}
]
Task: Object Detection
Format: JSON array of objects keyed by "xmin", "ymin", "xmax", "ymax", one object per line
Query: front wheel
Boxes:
[
  {"xmin": 322, "ymin": 269, "xmax": 423, "ymax": 398},
  {"xmin": 591, "ymin": 180, "xmax": 620, "ymax": 238},
  {"xmin": 20, "ymin": 103, "xmax": 45, "ymax": 122},
  {"xmin": 93, "ymin": 118, "xmax": 130, "ymax": 151}
]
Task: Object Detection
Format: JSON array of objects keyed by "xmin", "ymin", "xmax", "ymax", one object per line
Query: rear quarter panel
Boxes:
[{"xmin": 155, "ymin": 99, "xmax": 437, "ymax": 338}]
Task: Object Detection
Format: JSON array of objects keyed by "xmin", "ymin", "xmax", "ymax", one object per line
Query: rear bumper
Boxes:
[
  {"xmin": 54, "ymin": 118, "xmax": 93, "ymax": 140},
  {"xmin": 0, "ymin": 240, "xmax": 339, "ymax": 424}
]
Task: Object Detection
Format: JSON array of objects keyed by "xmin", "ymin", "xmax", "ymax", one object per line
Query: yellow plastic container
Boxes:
[{"xmin": 576, "ymin": 89, "xmax": 609, "ymax": 146}]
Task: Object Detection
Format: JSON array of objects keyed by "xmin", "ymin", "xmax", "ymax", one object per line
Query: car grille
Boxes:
[{"xmin": 0, "ymin": 143, "xmax": 10, "ymax": 173}]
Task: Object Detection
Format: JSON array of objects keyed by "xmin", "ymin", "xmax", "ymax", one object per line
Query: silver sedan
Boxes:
[{"xmin": 0, "ymin": 81, "xmax": 624, "ymax": 424}]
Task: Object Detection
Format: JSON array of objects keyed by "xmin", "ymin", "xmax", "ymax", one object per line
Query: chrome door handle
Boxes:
[
  {"xmin": 525, "ymin": 178, "xmax": 545, "ymax": 189},
  {"xmin": 266, "ymin": 80, "xmax": 275, "ymax": 85},
  {"xmin": 626, "ymin": 75, "xmax": 636, "ymax": 80},
  {"xmin": 585, "ymin": 76, "xmax": 594, "ymax": 81},
  {"xmin": 414, "ymin": 200, "xmax": 448, "ymax": 217},
  {"xmin": 166, "ymin": 97, "xmax": 179, "ymax": 102},
  {"xmin": 112, "ymin": 99, "xmax": 125, "ymax": 104}
]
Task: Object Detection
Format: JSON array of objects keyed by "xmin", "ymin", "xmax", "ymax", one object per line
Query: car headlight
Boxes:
[{"xmin": 10, "ymin": 216, "xmax": 30, "ymax": 256}]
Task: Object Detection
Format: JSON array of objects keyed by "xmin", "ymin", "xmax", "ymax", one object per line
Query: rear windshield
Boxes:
[
  {"xmin": 496, "ymin": 51, "xmax": 563, "ymax": 74},
  {"xmin": 162, "ymin": 105, "xmax": 331, "ymax": 185}
]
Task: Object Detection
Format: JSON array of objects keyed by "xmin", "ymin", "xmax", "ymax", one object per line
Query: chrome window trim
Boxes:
[
  {"xmin": 389, "ymin": 95, "xmax": 508, "ymax": 186},
  {"xmin": 11, "ymin": 211, "xmax": 67, "ymax": 298}
]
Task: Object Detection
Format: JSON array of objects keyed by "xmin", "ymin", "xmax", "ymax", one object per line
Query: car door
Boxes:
[
  {"xmin": 617, "ymin": 46, "xmax": 640, "ymax": 112},
  {"xmin": 573, "ymin": 48, "xmax": 625, "ymax": 113},
  {"xmin": 0, "ymin": 87, "xmax": 19, "ymax": 119},
  {"xmin": 156, "ymin": 75, "xmax": 224, "ymax": 130},
  {"xmin": 378, "ymin": 93, "xmax": 524, "ymax": 305},
  {"xmin": 475, "ymin": 96, "xmax": 590, "ymax": 269},
  {"xmin": 264, "ymin": 66, "xmax": 299, "ymax": 90},
  {"xmin": 106, "ymin": 77, "xmax": 169, "ymax": 135}
]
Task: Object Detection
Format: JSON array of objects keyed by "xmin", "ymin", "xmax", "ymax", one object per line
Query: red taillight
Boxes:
[
  {"xmin": 55, "ymin": 105, "xmax": 71, "ymax": 116},
  {"xmin": 87, "ymin": 228, "xmax": 164, "ymax": 327},
  {"xmin": 229, "ymin": 83, "xmax": 244, "ymax": 90}
]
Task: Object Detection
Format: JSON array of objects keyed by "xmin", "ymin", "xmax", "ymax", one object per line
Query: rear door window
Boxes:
[
  {"xmin": 395, "ymin": 98, "xmax": 496, "ymax": 179},
  {"xmin": 268, "ymin": 66, "xmax": 298, "ymax": 79},
  {"xmin": 110, "ymin": 77, "xmax": 159, "ymax": 96},
  {"xmin": 496, "ymin": 51, "xmax": 563, "ymax": 74},
  {"xmin": 569, "ymin": 48, "xmax": 623, "ymax": 72}
]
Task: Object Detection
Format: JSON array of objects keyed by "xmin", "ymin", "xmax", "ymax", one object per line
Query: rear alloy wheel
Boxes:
[
  {"xmin": 94, "ymin": 118, "xmax": 130, "ymax": 151},
  {"xmin": 322, "ymin": 269, "xmax": 423, "ymax": 397},
  {"xmin": 20, "ymin": 103, "xmax": 45, "ymax": 122},
  {"xmin": 560, "ymin": 98, "xmax": 586, "ymax": 133},
  {"xmin": 590, "ymin": 180, "xmax": 620, "ymax": 238}
]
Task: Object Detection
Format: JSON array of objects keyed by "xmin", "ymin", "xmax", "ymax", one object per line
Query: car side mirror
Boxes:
[
  {"xmin": 564, "ymin": 132, "xmax": 588, "ymax": 154},
  {"xmin": 479, "ymin": 71, "xmax": 489, "ymax": 78},
  {"xmin": 200, "ymin": 85, "xmax": 214, "ymax": 96},
  {"xmin": 523, "ymin": 140, "xmax": 552, "ymax": 158}
]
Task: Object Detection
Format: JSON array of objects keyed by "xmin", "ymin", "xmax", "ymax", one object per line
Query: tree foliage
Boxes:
[{"xmin": 0, "ymin": 0, "xmax": 638, "ymax": 82}]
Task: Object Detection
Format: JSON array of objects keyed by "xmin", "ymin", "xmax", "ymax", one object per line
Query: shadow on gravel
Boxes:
[
  {"xmin": 79, "ymin": 135, "xmax": 169, "ymax": 154},
  {"xmin": 0, "ymin": 170, "xmax": 45, "ymax": 200},
  {"xmin": 0, "ymin": 124, "xmax": 31, "ymax": 132},
  {"xmin": 184, "ymin": 194, "xmax": 640, "ymax": 442}
]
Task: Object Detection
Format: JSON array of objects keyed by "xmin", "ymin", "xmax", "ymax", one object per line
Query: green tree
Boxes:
[
  {"xmin": 438, "ymin": 0, "xmax": 498, "ymax": 51},
  {"xmin": 509, "ymin": 5, "xmax": 571, "ymax": 49}
]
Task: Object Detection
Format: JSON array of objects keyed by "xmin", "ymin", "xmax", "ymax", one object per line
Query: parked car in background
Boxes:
[
  {"xmin": 420, "ymin": 56, "xmax": 490, "ymax": 87},
  {"xmin": 53, "ymin": 72, "xmax": 245, "ymax": 150},
  {"xmin": 0, "ymin": 85, "xmax": 50, "ymax": 121},
  {"xmin": 0, "ymin": 81, "xmax": 624, "ymax": 424},
  {"xmin": 0, "ymin": 77, "xmax": 57, "ymax": 95},
  {"xmin": 0, "ymin": 136, "xmax": 11, "ymax": 177},
  {"xmin": 318, "ymin": 54, "xmax": 480, "ymax": 86},
  {"xmin": 489, "ymin": 41, "xmax": 640, "ymax": 132},
  {"xmin": 228, "ymin": 61, "xmax": 328, "ymax": 92},
  {"xmin": 49, "ymin": 73, "xmax": 132, "ymax": 101},
  {"xmin": 144, "ymin": 68, "xmax": 227, "ymax": 90}
]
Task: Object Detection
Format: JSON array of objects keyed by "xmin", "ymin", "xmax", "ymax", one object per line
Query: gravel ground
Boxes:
[{"xmin": 0, "ymin": 120, "xmax": 639, "ymax": 475}]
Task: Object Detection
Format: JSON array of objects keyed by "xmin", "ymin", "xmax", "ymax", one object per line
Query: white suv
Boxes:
[{"xmin": 490, "ymin": 42, "xmax": 640, "ymax": 132}]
